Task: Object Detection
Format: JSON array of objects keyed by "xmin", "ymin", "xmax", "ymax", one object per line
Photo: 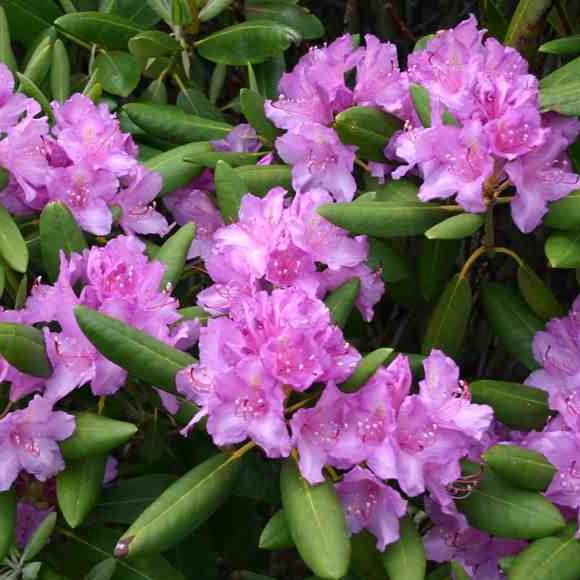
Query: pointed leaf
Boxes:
[
  {"xmin": 1, "ymin": 0, "xmax": 61, "ymax": 47},
  {"xmin": 176, "ymin": 87, "xmax": 225, "ymax": 121},
  {"xmin": 540, "ymin": 82, "xmax": 580, "ymax": 116},
  {"xmin": 418, "ymin": 239, "xmax": 460, "ymax": 302},
  {"xmin": 0, "ymin": 6, "xmax": 18, "ymax": 71},
  {"xmin": 235, "ymin": 165, "xmax": 292, "ymax": 196},
  {"xmin": 95, "ymin": 51, "xmax": 140, "ymax": 97},
  {"xmin": 115, "ymin": 453, "xmax": 242, "ymax": 558},
  {"xmin": 470, "ymin": 380, "xmax": 550, "ymax": 431},
  {"xmin": 544, "ymin": 190, "xmax": 580, "ymax": 230},
  {"xmin": 0, "ymin": 490, "xmax": 16, "ymax": 562},
  {"xmin": 410, "ymin": 84, "xmax": 431, "ymax": 127},
  {"xmin": 0, "ymin": 322, "xmax": 52, "ymax": 378},
  {"xmin": 185, "ymin": 151, "xmax": 268, "ymax": 169},
  {"xmin": 246, "ymin": 1, "xmax": 324, "ymax": 40},
  {"xmin": 156, "ymin": 223, "xmax": 196, "ymax": 289},
  {"xmin": 325, "ymin": 277, "xmax": 360, "ymax": 328},
  {"xmin": 215, "ymin": 160, "xmax": 248, "ymax": 221},
  {"xmin": 0, "ymin": 203, "xmax": 29, "ymax": 273},
  {"xmin": 60, "ymin": 413, "xmax": 138, "ymax": 461},
  {"xmin": 128, "ymin": 30, "xmax": 180, "ymax": 57},
  {"xmin": 504, "ymin": 0, "xmax": 552, "ymax": 59},
  {"xmin": 517, "ymin": 264, "xmax": 565, "ymax": 321},
  {"xmin": 16, "ymin": 72, "xmax": 53, "ymax": 118},
  {"xmin": 541, "ymin": 56, "xmax": 580, "ymax": 88},
  {"xmin": 425, "ymin": 213, "xmax": 484, "ymax": 240},
  {"xmin": 84, "ymin": 558, "xmax": 117, "ymax": 580},
  {"xmin": 540, "ymin": 35, "xmax": 580, "ymax": 55},
  {"xmin": 199, "ymin": 0, "xmax": 234, "ymax": 22},
  {"xmin": 340, "ymin": 348, "xmax": 394, "ymax": 393},
  {"xmin": 382, "ymin": 516, "xmax": 426, "ymax": 580},
  {"xmin": 22, "ymin": 32, "xmax": 53, "ymax": 86},
  {"xmin": 240, "ymin": 88, "xmax": 279, "ymax": 142},
  {"xmin": 451, "ymin": 561, "xmax": 471, "ymax": 580},
  {"xmin": 50, "ymin": 39, "xmax": 71, "ymax": 103},
  {"xmin": 367, "ymin": 238, "xmax": 410, "ymax": 284},
  {"xmin": 74, "ymin": 306, "xmax": 196, "ymax": 393},
  {"xmin": 545, "ymin": 231, "xmax": 580, "ymax": 268},
  {"xmin": 22, "ymin": 512, "xmax": 57, "ymax": 562},
  {"xmin": 259, "ymin": 510, "xmax": 294, "ymax": 550}
]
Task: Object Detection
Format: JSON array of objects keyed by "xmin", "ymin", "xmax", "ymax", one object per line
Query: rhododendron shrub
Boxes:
[{"xmin": 0, "ymin": 1, "xmax": 580, "ymax": 579}]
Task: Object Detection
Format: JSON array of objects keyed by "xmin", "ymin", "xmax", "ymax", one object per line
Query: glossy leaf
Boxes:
[
  {"xmin": 185, "ymin": 150, "xmax": 268, "ymax": 169},
  {"xmin": 50, "ymin": 39, "xmax": 71, "ymax": 102},
  {"xmin": 422, "ymin": 274, "xmax": 471, "ymax": 357},
  {"xmin": 382, "ymin": 516, "xmax": 426, "ymax": 580},
  {"xmin": 280, "ymin": 460, "xmax": 351, "ymax": 579},
  {"xmin": 545, "ymin": 231, "xmax": 580, "ymax": 268},
  {"xmin": 334, "ymin": 106, "xmax": 402, "ymax": 162},
  {"xmin": 95, "ymin": 51, "xmax": 140, "ymax": 97},
  {"xmin": 504, "ymin": 0, "xmax": 552, "ymax": 58},
  {"xmin": 109, "ymin": 0, "xmax": 161, "ymax": 27},
  {"xmin": 141, "ymin": 78, "xmax": 167, "ymax": 104},
  {"xmin": 176, "ymin": 86, "xmax": 225, "ymax": 121},
  {"xmin": 340, "ymin": 348, "xmax": 394, "ymax": 393},
  {"xmin": 22, "ymin": 32, "xmax": 53, "ymax": 86},
  {"xmin": 410, "ymin": 84, "xmax": 431, "ymax": 127},
  {"xmin": 259, "ymin": 510, "xmax": 294, "ymax": 550},
  {"xmin": 1, "ymin": 0, "xmax": 61, "ymax": 47},
  {"xmin": 156, "ymin": 223, "xmax": 196, "ymax": 289},
  {"xmin": 178, "ymin": 306, "xmax": 211, "ymax": 324},
  {"xmin": 0, "ymin": 200, "xmax": 29, "ymax": 273},
  {"xmin": 124, "ymin": 102, "xmax": 231, "ymax": 144},
  {"xmin": 541, "ymin": 56, "xmax": 580, "ymax": 88},
  {"xmin": 240, "ymin": 88, "xmax": 278, "ymax": 141},
  {"xmin": 57, "ymin": 455, "xmax": 108, "ymax": 528},
  {"xmin": 517, "ymin": 264, "xmax": 565, "ymax": 321},
  {"xmin": 458, "ymin": 464, "xmax": 565, "ymax": 539},
  {"xmin": 540, "ymin": 82, "xmax": 580, "ymax": 116},
  {"xmin": 318, "ymin": 202, "xmax": 457, "ymax": 238},
  {"xmin": 540, "ymin": 35, "xmax": 580, "ymax": 54},
  {"xmin": 484, "ymin": 444, "xmax": 556, "ymax": 492},
  {"xmin": 0, "ymin": 322, "xmax": 52, "ymax": 378},
  {"xmin": 215, "ymin": 160, "xmax": 248, "ymax": 221},
  {"xmin": 55, "ymin": 12, "xmax": 143, "ymax": 50},
  {"xmin": 325, "ymin": 278, "xmax": 360, "ymax": 328},
  {"xmin": 40, "ymin": 201, "xmax": 87, "ymax": 282},
  {"xmin": 0, "ymin": 490, "xmax": 16, "ymax": 563},
  {"xmin": 16, "ymin": 72, "xmax": 53, "ymax": 118},
  {"xmin": 60, "ymin": 413, "xmax": 138, "ymax": 461},
  {"xmin": 128, "ymin": 30, "xmax": 179, "ymax": 57},
  {"xmin": 482, "ymin": 283, "xmax": 543, "ymax": 370},
  {"xmin": 199, "ymin": 0, "xmax": 234, "ymax": 22},
  {"xmin": 195, "ymin": 22, "xmax": 299, "ymax": 65},
  {"xmin": 470, "ymin": 380, "xmax": 550, "ymax": 431},
  {"xmin": 235, "ymin": 165, "xmax": 292, "ymax": 196},
  {"xmin": 545, "ymin": 190, "xmax": 580, "ymax": 230},
  {"xmin": 74, "ymin": 306, "xmax": 196, "ymax": 393},
  {"xmin": 115, "ymin": 453, "xmax": 242, "ymax": 558},
  {"xmin": 22, "ymin": 512, "xmax": 57, "ymax": 562},
  {"xmin": 145, "ymin": 142, "xmax": 211, "ymax": 194},
  {"xmin": 0, "ymin": 6, "xmax": 18, "ymax": 71},
  {"xmin": 425, "ymin": 213, "xmax": 484, "ymax": 240}
]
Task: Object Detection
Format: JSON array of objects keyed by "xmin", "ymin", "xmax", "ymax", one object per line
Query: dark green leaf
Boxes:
[
  {"xmin": 540, "ymin": 35, "xmax": 580, "ymax": 54},
  {"xmin": 111, "ymin": 0, "xmax": 161, "ymax": 27},
  {"xmin": 382, "ymin": 517, "xmax": 426, "ymax": 580},
  {"xmin": 198, "ymin": 0, "xmax": 234, "ymax": 22},
  {"xmin": 22, "ymin": 512, "xmax": 57, "ymax": 562},
  {"xmin": 215, "ymin": 160, "xmax": 248, "ymax": 221},
  {"xmin": 115, "ymin": 453, "xmax": 242, "ymax": 558},
  {"xmin": 0, "ymin": 203, "xmax": 29, "ymax": 273},
  {"xmin": 74, "ymin": 306, "xmax": 196, "ymax": 393},
  {"xmin": 422, "ymin": 274, "xmax": 471, "ymax": 357},
  {"xmin": 235, "ymin": 165, "xmax": 292, "ymax": 196},
  {"xmin": 545, "ymin": 190, "xmax": 580, "ymax": 230},
  {"xmin": 517, "ymin": 264, "xmax": 565, "ymax": 321},
  {"xmin": 209, "ymin": 63, "xmax": 227, "ymax": 104},
  {"xmin": 451, "ymin": 561, "xmax": 471, "ymax": 580},
  {"xmin": 51, "ymin": 39, "xmax": 71, "ymax": 102},
  {"xmin": 22, "ymin": 32, "xmax": 53, "ymax": 86},
  {"xmin": 240, "ymin": 88, "xmax": 278, "ymax": 142},
  {"xmin": 156, "ymin": 223, "xmax": 196, "ymax": 289},
  {"xmin": 16, "ymin": 72, "xmax": 53, "ymax": 118},
  {"xmin": 340, "ymin": 348, "xmax": 394, "ymax": 393},
  {"xmin": 40, "ymin": 201, "xmax": 87, "ymax": 282},
  {"xmin": 128, "ymin": 30, "xmax": 179, "ymax": 57},
  {"xmin": 0, "ymin": 322, "xmax": 52, "ymax": 378},
  {"xmin": 55, "ymin": 12, "xmax": 143, "ymax": 50},
  {"xmin": 84, "ymin": 558, "xmax": 117, "ymax": 580},
  {"xmin": 367, "ymin": 238, "xmax": 410, "ymax": 284},
  {"xmin": 176, "ymin": 87, "xmax": 225, "ymax": 121},
  {"xmin": 545, "ymin": 231, "xmax": 580, "ymax": 268},
  {"xmin": 334, "ymin": 106, "xmax": 402, "ymax": 162},
  {"xmin": 470, "ymin": 380, "xmax": 550, "ymax": 431},
  {"xmin": 1, "ymin": 0, "xmax": 61, "ymax": 47},
  {"xmin": 246, "ymin": 1, "xmax": 323, "ymax": 39},
  {"xmin": 350, "ymin": 531, "xmax": 389, "ymax": 580},
  {"xmin": 185, "ymin": 151, "xmax": 268, "ymax": 169},
  {"xmin": 0, "ymin": 7, "xmax": 17, "ymax": 72},
  {"xmin": 195, "ymin": 22, "xmax": 299, "ymax": 65},
  {"xmin": 280, "ymin": 460, "xmax": 350, "ymax": 579},
  {"xmin": 458, "ymin": 464, "xmax": 565, "ymax": 539},
  {"xmin": 418, "ymin": 239, "xmax": 460, "ymax": 302},
  {"xmin": 141, "ymin": 79, "xmax": 167, "ymax": 105},
  {"xmin": 541, "ymin": 56, "xmax": 580, "ymax": 88},
  {"xmin": 482, "ymin": 283, "xmax": 543, "ymax": 370},
  {"xmin": 540, "ymin": 82, "xmax": 580, "ymax": 116},
  {"xmin": 61, "ymin": 413, "xmax": 138, "ymax": 461},
  {"xmin": 95, "ymin": 51, "xmax": 140, "ymax": 97},
  {"xmin": 253, "ymin": 55, "xmax": 285, "ymax": 99},
  {"xmin": 57, "ymin": 455, "xmax": 108, "ymax": 528},
  {"xmin": 325, "ymin": 278, "xmax": 360, "ymax": 328},
  {"xmin": 484, "ymin": 444, "xmax": 556, "ymax": 492},
  {"xmin": 425, "ymin": 213, "xmax": 484, "ymax": 240},
  {"xmin": 504, "ymin": 0, "xmax": 552, "ymax": 59},
  {"xmin": 410, "ymin": 84, "xmax": 431, "ymax": 127},
  {"xmin": 0, "ymin": 490, "xmax": 16, "ymax": 562},
  {"xmin": 259, "ymin": 510, "xmax": 294, "ymax": 550},
  {"xmin": 170, "ymin": 0, "xmax": 192, "ymax": 26}
]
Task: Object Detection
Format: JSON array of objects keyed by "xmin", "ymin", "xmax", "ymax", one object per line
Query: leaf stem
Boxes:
[{"xmin": 231, "ymin": 440, "xmax": 256, "ymax": 460}]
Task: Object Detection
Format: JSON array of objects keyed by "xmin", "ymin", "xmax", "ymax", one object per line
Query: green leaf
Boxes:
[
  {"xmin": 55, "ymin": 12, "xmax": 143, "ymax": 50},
  {"xmin": 215, "ymin": 160, "xmax": 249, "ymax": 221},
  {"xmin": 0, "ymin": 7, "xmax": 17, "ymax": 72},
  {"xmin": 144, "ymin": 142, "xmax": 212, "ymax": 194},
  {"xmin": 50, "ymin": 39, "xmax": 71, "ymax": 102},
  {"xmin": 0, "ymin": 322, "xmax": 52, "ymax": 378},
  {"xmin": 508, "ymin": 534, "xmax": 580, "ymax": 580},
  {"xmin": 209, "ymin": 63, "xmax": 227, "ymax": 104},
  {"xmin": 0, "ymin": 196, "xmax": 29, "ymax": 273},
  {"xmin": 325, "ymin": 278, "xmax": 360, "ymax": 328},
  {"xmin": 484, "ymin": 444, "xmax": 556, "ymax": 492},
  {"xmin": 91, "ymin": 474, "xmax": 178, "ymax": 525},
  {"xmin": 198, "ymin": 0, "xmax": 233, "ymax": 22},
  {"xmin": 40, "ymin": 201, "xmax": 87, "ymax": 282},
  {"xmin": 170, "ymin": 0, "xmax": 192, "ymax": 25},
  {"xmin": 115, "ymin": 453, "xmax": 242, "ymax": 559},
  {"xmin": 1, "ymin": 0, "xmax": 61, "ymax": 48},
  {"xmin": 84, "ymin": 558, "xmax": 117, "ymax": 580},
  {"xmin": 124, "ymin": 103, "xmax": 231, "ymax": 145},
  {"xmin": 195, "ymin": 22, "xmax": 299, "ymax": 65},
  {"xmin": 340, "ymin": 348, "xmax": 394, "ymax": 393},
  {"xmin": 110, "ymin": 0, "xmax": 161, "ymax": 27},
  {"xmin": 470, "ymin": 380, "xmax": 550, "ymax": 431},
  {"xmin": 141, "ymin": 79, "xmax": 167, "ymax": 105},
  {"xmin": 0, "ymin": 490, "xmax": 16, "ymax": 562},
  {"xmin": 504, "ymin": 0, "xmax": 552, "ymax": 59},
  {"xmin": 240, "ymin": 88, "xmax": 278, "ymax": 142},
  {"xmin": 259, "ymin": 510, "xmax": 294, "ymax": 550},
  {"xmin": 410, "ymin": 84, "xmax": 431, "ymax": 127},
  {"xmin": 253, "ymin": 55, "xmax": 285, "ymax": 99},
  {"xmin": 235, "ymin": 165, "xmax": 292, "ymax": 196},
  {"xmin": 57, "ymin": 455, "xmax": 108, "ymax": 528},
  {"xmin": 128, "ymin": 30, "xmax": 179, "ymax": 57},
  {"xmin": 280, "ymin": 460, "xmax": 351, "ymax": 579},
  {"xmin": 22, "ymin": 512, "xmax": 57, "ymax": 562},
  {"xmin": 540, "ymin": 35, "xmax": 580, "ymax": 54},
  {"xmin": 22, "ymin": 32, "xmax": 53, "ymax": 86},
  {"xmin": 0, "ymin": 262, "xmax": 5, "ymax": 299},
  {"xmin": 541, "ymin": 56, "xmax": 580, "ymax": 88},
  {"xmin": 246, "ymin": 1, "xmax": 324, "ymax": 40},
  {"xmin": 517, "ymin": 264, "xmax": 565, "ymax": 321},
  {"xmin": 382, "ymin": 517, "xmax": 426, "ymax": 580},
  {"xmin": 74, "ymin": 306, "xmax": 196, "ymax": 393},
  {"xmin": 451, "ymin": 561, "xmax": 471, "ymax": 580},
  {"xmin": 458, "ymin": 464, "xmax": 565, "ymax": 539},
  {"xmin": 540, "ymin": 82, "xmax": 580, "ymax": 116},
  {"xmin": 545, "ymin": 190, "xmax": 580, "ymax": 230},
  {"xmin": 177, "ymin": 306, "xmax": 211, "ymax": 324},
  {"xmin": 95, "ymin": 51, "xmax": 140, "ymax": 97},
  {"xmin": 425, "ymin": 213, "xmax": 484, "ymax": 239},
  {"xmin": 482, "ymin": 0, "xmax": 508, "ymax": 41},
  {"xmin": 176, "ymin": 86, "xmax": 225, "ymax": 121},
  {"xmin": 60, "ymin": 413, "xmax": 138, "ymax": 461},
  {"xmin": 16, "ymin": 71, "xmax": 53, "ymax": 118},
  {"xmin": 318, "ymin": 202, "xmax": 457, "ymax": 238},
  {"xmin": 156, "ymin": 223, "xmax": 196, "ymax": 289},
  {"xmin": 545, "ymin": 231, "xmax": 580, "ymax": 268},
  {"xmin": 367, "ymin": 238, "xmax": 410, "ymax": 284},
  {"xmin": 334, "ymin": 106, "xmax": 402, "ymax": 162},
  {"xmin": 418, "ymin": 239, "xmax": 460, "ymax": 302},
  {"xmin": 185, "ymin": 151, "xmax": 268, "ymax": 169},
  {"xmin": 482, "ymin": 283, "xmax": 543, "ymax": 370},
  {"xmin": 422, "ymin": 274, "xmax": 471, "ymax": 357}
]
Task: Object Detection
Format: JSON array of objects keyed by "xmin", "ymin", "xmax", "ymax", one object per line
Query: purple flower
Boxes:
[
  {"xmin": 0, "ymin": 63, "xmax": 40, "ymax": 133},
  {"xmin": 212, "ymin": 124, "xmax": 261, "ymax": 153},
  {"xmin": 336, "ymin": 466, "xmax": 407, "ymax": 551},
  {"xmin": 0, "ymin": 396, "xmax": 75, "ymax": 491},
  {"xmin": 276, "ymin": 123, "xmax": 357, "ymax": 202},
  {"xmin": 16, "ymin": 502, "xmax": 53, "ymax": 550}
]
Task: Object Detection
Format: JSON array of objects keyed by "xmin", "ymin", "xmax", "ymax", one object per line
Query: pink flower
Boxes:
[
  {"xmin": 0, "ymin": 63, "xmax": 40, "ymax": 133},
  {"xmin": 16, "ymin": 502, "xmax": 53, "ymax": 550},
  {"xmin": 0, "ymin": 396, "xmax": 75, "ymax": 490},
  {"xmin": 336, "ymin": 466, "xmax": 407, "ymax": 550},
  {"xmin": 212, "ymin": 124, "xmax": 261, "ymax": 153}
]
